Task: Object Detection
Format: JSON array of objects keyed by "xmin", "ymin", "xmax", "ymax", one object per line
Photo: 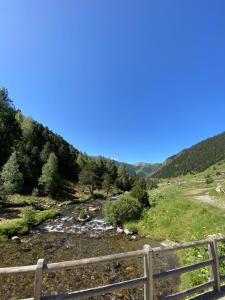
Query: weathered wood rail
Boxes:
[{"xmin": 1, "ymin": 236, "xmax": 225, "ymax": 300}]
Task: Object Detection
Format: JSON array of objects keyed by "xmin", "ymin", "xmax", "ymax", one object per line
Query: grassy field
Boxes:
[
  {"xmin": 125, "ymin": 164, "xmax": 225, "ymax": 290},
  {"xmin": 125, "ymin": 186, "xmax": 225, "ymax": 242}
]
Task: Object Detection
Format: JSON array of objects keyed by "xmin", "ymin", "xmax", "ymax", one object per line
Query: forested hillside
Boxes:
[
  {"xmin": 0, "ymin": 88, "xmax": 140, "ymax": 198},
  {"xmin": 0, "ymin": 88, "xmax": 80, "ymax": 194},
  {"xmin": 154, "ymin": 132, "xmax": 225, "ymax": 178}
]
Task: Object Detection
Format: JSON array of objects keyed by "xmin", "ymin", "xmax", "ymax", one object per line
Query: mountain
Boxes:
[
  {"xmin": 154, "ymin": 131, "xmax": 225, "ymax": 178},
  {"xmin": 116, "ymin": 161, "xmax": 160, "ymax": 177}
]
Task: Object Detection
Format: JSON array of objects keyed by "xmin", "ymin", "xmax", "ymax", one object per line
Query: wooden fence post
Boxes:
[
  {"xmin": 208, "ymin": 237, "xmax": 220, "ymax": 292},
  {"xmin": 143, "ymin": 244, "xmax": 154, "ymax": 300},
  {"xmin": 34, "ymin": 259, "xmax": 45, "ymax": 300}
]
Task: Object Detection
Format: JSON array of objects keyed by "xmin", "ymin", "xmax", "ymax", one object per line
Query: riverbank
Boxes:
[
  {"xmin": 0, "ymin": 198, "xmax": 179, "ymax": 299},
  {"xmin": 0, "ymin": 194, "xmax": 60, "ymax": 241}
]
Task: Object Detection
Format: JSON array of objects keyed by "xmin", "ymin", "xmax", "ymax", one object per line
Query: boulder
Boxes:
[
  {"xmin": 88, "ymin": 206, "xmax": 99, "ymax": 212},
  {"xmin": 11, "ymin": 236, "xmax": 21, "ymax": 243},
  {"xmin": 124, "ymin": 229, "xmax": 132, "ymax": 235},
  {"xmin": 78, "ymin": 215, "xmax": 90, "ymax": 222},
  {"xmin": 116, "ymin": 227, "xmax": 124, "ymax": 234}
]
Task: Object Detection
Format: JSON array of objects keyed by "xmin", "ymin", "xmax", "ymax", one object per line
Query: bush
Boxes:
[
  {"xmin": 31, "ymin": 187, "xmax": 39, "ymax": 197},
  {"xmin": 23, "ymin": 207, "xmax": 36, "ymax": 227},
  {"xmin": 205, "ymin": 175, "xmax": 213, "ymax": 184},
  {"xmin": 104, "ymin": 194, "xmax": 142, "ymax": 226},
  {"xmin": 130, "ymin": 179, "xmax": 149, "ymax": 207},
  {"xmin": 79, "ymin": 210, "xmax": 88, "ymax": 220},
  {"xmin": 124, "ymin": 222, "xmax": 139, "ymax": 234},
  {"xmin": 146, "ymin": 178, "xmax": 159, "ymax": 190}
]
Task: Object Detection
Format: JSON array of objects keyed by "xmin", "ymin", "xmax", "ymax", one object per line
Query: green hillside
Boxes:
[
  {"xmin": 134, "ymin": 162, "xmax": 161, "ymax": 177},
  {"xmin": 116, "ymin": 161, "xmax": 160, "ymax": 177},
  {"xmin": 0, "ymin": 88, "xmax": 139, "ymax": 198},
  {"xmin": 154, "ymin": 131, "xmax": 225, "ymax": 178}
]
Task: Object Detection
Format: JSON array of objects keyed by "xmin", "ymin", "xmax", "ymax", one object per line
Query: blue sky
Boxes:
[{"xmin": 1, "ymin": 1, "xmax": 225, "ymax": 164}]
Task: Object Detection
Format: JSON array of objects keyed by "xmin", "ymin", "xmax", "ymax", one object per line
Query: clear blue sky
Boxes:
[{"xmin": 1, "ymin": 1, "xmax": 225, "ymax": 164}]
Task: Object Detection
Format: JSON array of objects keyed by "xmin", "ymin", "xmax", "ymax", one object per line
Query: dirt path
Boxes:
[{"xmin": 186, "ymin": 188, "xmax": 225, "ymax": 209}]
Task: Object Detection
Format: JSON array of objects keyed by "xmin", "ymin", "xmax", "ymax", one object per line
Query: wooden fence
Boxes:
[{"xmin": 1, "ymin": 236, "xmax": 225, "ymax": 300}]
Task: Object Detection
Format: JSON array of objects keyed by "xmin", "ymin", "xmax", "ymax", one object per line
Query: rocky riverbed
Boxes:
[{"xmin": 0, "ymin": 200, "xmax": 179, "ymax": 299}]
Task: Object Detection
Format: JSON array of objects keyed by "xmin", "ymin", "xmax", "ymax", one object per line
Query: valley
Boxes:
[{"xmin": 2, "ymin": 88, "xmax": 225, "ymax": 298}]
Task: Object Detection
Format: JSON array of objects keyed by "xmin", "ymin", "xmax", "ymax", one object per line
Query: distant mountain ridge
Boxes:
[
  {"xmin": 116, "ymin": 161, "xmax": 160, "ymax": 177},
  {"xmin": 154, "ymin": 131, "xmax": 225, "ymax": 178}
]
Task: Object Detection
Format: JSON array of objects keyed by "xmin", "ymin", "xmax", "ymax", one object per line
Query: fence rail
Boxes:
[{"xmin": 1, "ymin": 236, "xmax": 225, "ymax": 300}]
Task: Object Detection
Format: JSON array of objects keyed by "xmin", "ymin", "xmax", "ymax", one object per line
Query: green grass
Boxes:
[
  {"xmin": 34, "ymin": 208, "xmax": 60, "ymax": 224},
  {"xmin": 130, "ymin": 186, "xmax": 225, "ymax": 241},
  {"xmin": 9, "ymin": 194, "xmax": 57, "ymax": 206},
  {"xmin": 124, "ymin": 185, "xmax": 225, "ymax": 291},
  {"xmin": 0, "ymin": 208, "xmax": 59, "ymax": 240},
  {"xmin": 146, "ymin": 161, "xmax": 225, "ymax": 290},
  {"xmin": 0, "ymin": 194, "xmax": 60, "ymax": 241}
]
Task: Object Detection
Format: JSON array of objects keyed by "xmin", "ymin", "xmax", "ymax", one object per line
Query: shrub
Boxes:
[
  {"xmin": 205, "ymin": 175, "xmax": 213, "ymax": 184},
  {"xmin": 31, "ymin": 187, "xmax": 39, "ymax": 197},
  {"xmin": 79, "ymin": 210, "xmax": 88, "ymax": 220},
  {"xmin": 23, "ymin": 207, "xmax": 36, "ymax": 227},
  {"xmin": 146, "ymin": 178, "xmax": 159, "ymax": 190},
  {"xmin": 104, "ymin": 194, "xmax": 142, "ymax": 226},
  {"xmin": 124, "ymin": 222, "xmax": 139, "ymax": 234},
  {"xmin": 130, "ymin": 179, "xmax": 149, "ymax": 207}
]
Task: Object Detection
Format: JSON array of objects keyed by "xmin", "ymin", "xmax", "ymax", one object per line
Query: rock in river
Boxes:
[{"xmin": 11, "ymin": 236, "xmax": 21, "ymax": 243}]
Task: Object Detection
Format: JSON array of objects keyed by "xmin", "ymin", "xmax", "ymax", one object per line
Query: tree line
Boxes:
[{"xmin": 0, "ymin": 88, "xmax": 158, "ymax": 199}]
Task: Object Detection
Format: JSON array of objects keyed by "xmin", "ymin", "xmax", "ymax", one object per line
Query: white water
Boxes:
[{"xmin": 42, "ymin": 216, "xmax": 113, "ymax": 235}]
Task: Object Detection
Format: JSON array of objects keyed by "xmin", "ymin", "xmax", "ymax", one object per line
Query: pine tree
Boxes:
[
  {"xmin": 39, "ymin": 152, "xmax": 60, "ymax": 196},
  {"xmin": 79, "ymin": 160, "xmax": 98, "ymax": 196},
  {"xmin": 130, "ymin": 178, "xmax": 149, "ymax": 207},
  {"xmin": 102, "ymin": 173, "xmax": 113, "ymax": 195},
  {"xmin": 116, "ymin": 165, "xmax": 132, "ymax": 191},
  {"xmin": 1, "ymin": 151, "xmax": 24, "ymax": 194}
]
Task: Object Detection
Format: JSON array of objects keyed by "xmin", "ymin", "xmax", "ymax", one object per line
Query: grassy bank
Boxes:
[
  {"xmin": 0, "ymin": 208, "xmax": 59, "ymax": 241},
  {"xmin": 124, "ymin": 184, "xmax": 225, "ymax": 290},
  {"xmin": 0, "ymin": 194, "xmax": 61, "ymax": 241},
  {"xmin": 126, "ymin": 186, "xmax": 225, "ymax": 241}
]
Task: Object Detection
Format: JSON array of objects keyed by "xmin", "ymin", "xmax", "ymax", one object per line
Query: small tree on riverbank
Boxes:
[
  {"xmin": 102, "ymin": 173, "xmax": 113, "ymax": 195},
  {"xmin": 39, "ymin": 152, "xmax": 60, "ymax": 197}
]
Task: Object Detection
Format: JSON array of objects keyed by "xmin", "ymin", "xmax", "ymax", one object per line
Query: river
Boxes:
[{"xmin": 0, "ymin": 199, "xmax": 179, "ymax": 299}]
